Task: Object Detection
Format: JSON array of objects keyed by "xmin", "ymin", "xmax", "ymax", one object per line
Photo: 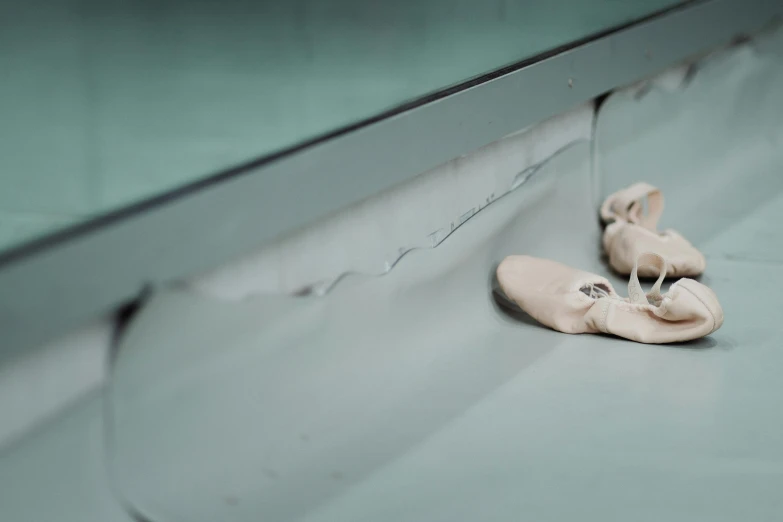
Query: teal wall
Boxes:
[{"xmin": 0, "ymin": 0, "xmax": 682, "ymax": 251}]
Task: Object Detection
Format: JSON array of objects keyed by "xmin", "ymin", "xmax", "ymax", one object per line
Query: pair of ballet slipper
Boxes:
[{"xmin": 497, "ymin": 183, "xmax": 722, "ymax": 344}]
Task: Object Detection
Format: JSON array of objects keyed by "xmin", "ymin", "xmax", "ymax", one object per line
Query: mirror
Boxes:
[{"xmin": 0, "ymin": 0, "xmax": 683, "ymax": 253}]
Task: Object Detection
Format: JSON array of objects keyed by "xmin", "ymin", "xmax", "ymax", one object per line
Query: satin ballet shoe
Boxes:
[
  {"xmin": 600, "ymin": 182, "xmax": 705, "ymax": 277},
  {"xmin": 496, "ymin": 252, "xmax": 722, "ymax": 344}
]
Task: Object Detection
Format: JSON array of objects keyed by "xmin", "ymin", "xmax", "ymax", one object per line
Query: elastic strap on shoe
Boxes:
[
  {"xmin": 602, "ymin": 182, "xmax": 664, "ymax": 230},
  {"xmin": 628, "ymin": 252, "xmax": 667, "ymax": 305}
]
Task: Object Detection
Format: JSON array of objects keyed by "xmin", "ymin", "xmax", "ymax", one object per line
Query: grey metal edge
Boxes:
[{"xmin": 0, "ymin": 0, "xmax": 781, "ymax": 357}]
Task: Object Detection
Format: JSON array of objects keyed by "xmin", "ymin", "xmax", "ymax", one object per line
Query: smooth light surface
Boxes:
[
  {"xmin": 107, "ymin": 27, "xmax": 783, "ymax": 521},
  {"xmin": 0, "ymin": 392, "xmax": 134, "ymax": 522},
  {"xmin": 0, "ymin": 320, "xmax": 110, "ymax": 450},
  {"xmin": 0, "ymin": 0, "xmax": 682, "ymax": 252},
  {"xmin": 3, "ymin": 0, "xmax": 780, "ymax": 358}
]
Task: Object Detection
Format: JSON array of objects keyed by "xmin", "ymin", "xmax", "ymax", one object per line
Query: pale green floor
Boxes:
[
  {"xmin": 0, "ymin": 0, "xmax": 681, "ymax": 251},
  {"xmin": 1, "ymin": 17, "xmax": 782, "ymax": 522}
]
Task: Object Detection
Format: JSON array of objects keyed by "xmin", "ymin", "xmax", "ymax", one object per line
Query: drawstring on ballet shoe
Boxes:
[
  {"xmin": 628, "ymin": 252, "xmax": 667, "ymax": 305},
  {"xmin": 581, "ymin": 282, "xmax": 611, "ymax": 300}
]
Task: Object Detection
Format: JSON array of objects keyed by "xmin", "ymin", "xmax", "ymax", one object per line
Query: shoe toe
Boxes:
[{"xmin": 666, "ymin": 279, "xmax": 724, "ymax": 337}]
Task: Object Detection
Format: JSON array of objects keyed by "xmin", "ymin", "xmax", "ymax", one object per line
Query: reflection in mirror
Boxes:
[
  {"xmin": 0, "ymin": 0, "xmax": 683, "ymax": 253},
  {"xmin": 108, "ymin": 140, "xmax": 600, "ymax": 522}
]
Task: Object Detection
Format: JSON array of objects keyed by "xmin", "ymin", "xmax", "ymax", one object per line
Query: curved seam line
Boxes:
[{"xmin": 679, "ymin": 283, "xmax": 716, "ymax": 331}]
